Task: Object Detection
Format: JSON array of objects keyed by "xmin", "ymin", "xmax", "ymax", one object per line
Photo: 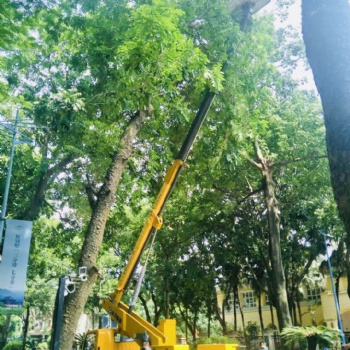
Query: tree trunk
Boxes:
[
  {"xmin": 165, "ymin": 278, "xmax": 170, "ymax": 319},
  {"xmin": 297, "ymin": 299, "xmax": 302, "ymax": 326},
  {"xmin": 207, "ymin": 308, "xmax": 211, "ymax": 338},
  {"xmin": 185, "ymin": 308, "xmax": 188, "ymax": 341},
  {"xmin": 151, "ymin": 291, "xmax": 162, "ymax": 327},
  {"xmin": 234, "ymin": 288, "xmax": 238, "ymax": 332},
  {"xmin": 22, "ymin": 306, "xmax": 30, "ymax": 350},
  {"xmin": 249, "ymin": 140, "xmax": 292, "ymax": 330},
  {"xmin": 59, "ymin": 111, "xmax": 146, "ymax": 350},
  {"xmin": 215, "ymin": 298, "xmax": 227, "ymax": 335},
  {"xmin": 269, "ymin": 304, "xmax": 275, "ymax": 328},
  {"xmin": 239, "ymin": 303, "xmax": 245, "ymax": 332},
  {"xmin": 302, "ymin": 0, "xmax": 350, "ymax": 297},
  {"xmin": 292, "ymin": 302, "xmax": 297, "ymax": 326},
  {"xmin": 192, "ymin": 311, "xmax": 198, "ymax": 342},
  {"xmin": 221, "ymin": 299, "xmax": 227, "ymax": 335},
  {"xmin": 179, "ymin": 307, "xmax": 195, "ymax": 342},
  {"xmin": 263, "ymin": 160, "xmax": 291, "ymax": 330},
  {"xmin": 139, "ymin": 294, "xmax": 152, "ymax": 324},
  {"xmin": 258, "ymin": 292, "xmax": 264, "ymax": 333}
]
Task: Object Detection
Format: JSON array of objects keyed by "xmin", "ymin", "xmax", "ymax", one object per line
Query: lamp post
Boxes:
[{"xmin": 322, "ymin": 232, "xmax": 346, "ymax": 344}]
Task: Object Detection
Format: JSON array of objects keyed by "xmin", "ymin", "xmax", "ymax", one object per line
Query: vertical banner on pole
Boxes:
[{"xmin": 0, "ymin": 219, "xmax": 32, "ymax": 308}]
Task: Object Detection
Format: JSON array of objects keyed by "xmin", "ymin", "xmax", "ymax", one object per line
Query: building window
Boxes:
[
  {"xmin": 307, "ymin": 287, "xmax": 322, "ymax": 301},
  {"xmin": 265, "ymin": 294, "xmax": 270, "ymax": 306},
  {"xmin": 243, "ymin": 291, "xmax": 257, "ymax": 308},
  {"xmin": 226, "ymin": 293, "xmax": 240, "ymax": 311}
]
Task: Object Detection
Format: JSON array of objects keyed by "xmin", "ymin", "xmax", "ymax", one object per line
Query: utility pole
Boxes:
[
  {"xmin": 0, "ymin": 110, "xmax": 19, "ymax": 246},
  {"xmin": 0, "ymin": 110, "xmax": 35, "ymax": 248}
]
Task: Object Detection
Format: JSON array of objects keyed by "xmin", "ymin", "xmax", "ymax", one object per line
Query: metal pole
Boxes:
[
  {"xmin": 51, "ymin": 277, "xmax": 67, "ymax": 350},
  {"xmin": 322, "ymin": 233, "xmax": 346, "ymax": 344},
  {"xmin": 0, "ymin": 110, "xmax": 19, "ymax": 245}
]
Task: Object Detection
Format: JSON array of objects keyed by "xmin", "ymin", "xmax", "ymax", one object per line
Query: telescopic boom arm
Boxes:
[
  {"xmin": 108, "ymin": 88, "xmax": 216, "ymax": 306},
  {"xmin": 101, "ymin": 0, "xmax": 272, "ymax": 343},
  {"xmin": 101, "ymin": 88, "xmax": 217, "ymax": 346}
]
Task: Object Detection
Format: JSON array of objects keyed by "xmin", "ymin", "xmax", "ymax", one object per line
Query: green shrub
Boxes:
[
  {"xmin": 196, "ymin": 335, "xmax": 239, "ymax": 345},
  {"xmin": 3, "ymin": 341, "xmax": 23, "ymax": 350},
  {"xmin": 280, "ymin": 326, "xmax": 341, "ymax": 350}
]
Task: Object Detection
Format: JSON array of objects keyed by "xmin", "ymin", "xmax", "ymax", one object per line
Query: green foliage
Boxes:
[
  {"xmin": 26, "ymin": 337, "xmax": 49, "ymax": 350},
  {"xmin": 0, "ymin": 0, "xmax": 342, "ymax": 340},
  {"xmin": 245, "ymin": 322, "xmax": 260, "ymax": 339},
  {"xmin": 74, "ymin": 332, "xmax": 87, "ymax": 348},
  {"xmin": 280, "ymin": 326, "xmax": 341, "ymax": 350},
  {"xmin": 3, "ymin": 341, "xmax": 22, "ymax": 350},
  {"xmin": 0, "ymin": 308, "xmax": 23, "ymax": 316},
  {"xmin": 196, "ymin": 336, "xmax": 239, "ymax": 345}
]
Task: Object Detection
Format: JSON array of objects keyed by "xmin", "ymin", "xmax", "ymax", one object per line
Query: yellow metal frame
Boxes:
[
  {"xmin": 97, "ymin": 159, "xmax": 184, "ymax": 349},
  {"xmin": 101, "ymin": 299, "xmax": 188, "ymax": 349},
  {"xmin": 110, "ymin": 159, "xmax": 184, "ymax": 305}
]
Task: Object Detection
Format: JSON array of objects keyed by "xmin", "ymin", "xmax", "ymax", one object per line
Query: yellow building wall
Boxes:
[
  {"xmin": 217, "ymin": 276, "xmax": 350, "ymax": 335},
  {"xmin": 321, "ymin": 276, "xmax": 350, "ymax": 336},
  {"xmin": 216, "ymin": 289, "xmax": 278, "ymax": 332}
]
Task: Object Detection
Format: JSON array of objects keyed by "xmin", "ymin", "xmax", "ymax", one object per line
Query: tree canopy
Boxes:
[{"xmin": 0, "ymin": 0, "xmax": 345, "ymax": 348}]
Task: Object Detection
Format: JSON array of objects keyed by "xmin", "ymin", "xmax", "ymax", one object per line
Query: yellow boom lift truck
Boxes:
[{"xmin": 82, "ymin": 1, "xmax": 270, "ymax": 349}]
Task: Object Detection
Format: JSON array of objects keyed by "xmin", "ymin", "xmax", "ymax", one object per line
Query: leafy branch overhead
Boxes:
[{"xmin": 0, "ymin": 0, "xmax": 346, "ymax": 346}]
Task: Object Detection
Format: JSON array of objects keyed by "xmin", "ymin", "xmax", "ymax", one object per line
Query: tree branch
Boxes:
[
  {"xmin": 84, "ymin": 174, "xmax": 98, "ymax": 210},
  {"xmin": 272, "ymin": 154, "xmax": 327, "ymax": 169},
  {"xmin": 246, "ymin": 156, "xmax": 262, "ymax": 169},
  {"xmin": 47, "ymin": 153, "xmax": 76, "ymax": 180},
  {"xmin": 237, "ymin": 186, "xmax": 263, "ymax": 204}
]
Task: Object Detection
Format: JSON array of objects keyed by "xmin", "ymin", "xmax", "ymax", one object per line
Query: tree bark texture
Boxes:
[
  {"xmin": 261, "ymin": 161, "xmax": 292, "ymax": 330},
  {"xmin": 250, "ymin": 141, "xmax": 292, "ymax": 330},
  {"xmin": 302, "ymin": 0, "xmax": 350, "ymax": 296},
  {"xmin": 59, "ymin": 111, "xmax": 146, "ymax": 350},
  {"xmin": 22, "ymin": 305, "xmax": 30, "ymax": 350}
]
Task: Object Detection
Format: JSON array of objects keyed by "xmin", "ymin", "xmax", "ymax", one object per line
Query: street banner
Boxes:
[{"xmin": 0, "ymin": 219, "xmax": 33, "ymax": 307}]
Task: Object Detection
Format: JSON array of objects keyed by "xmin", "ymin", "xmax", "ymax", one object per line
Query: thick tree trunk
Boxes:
[
  {"xmin": 59, "ymin": 111, "xmax": 146, "ymax": 350},
  {"xmin": 302, "ymin": 0, "xmax": 350, "ymax": 296},
  {"xmin": 262, "ymin": 161, "xmax": 292, "ymax": 330},
  {"xmin": 249, "ymin": 140, "xmax": 292, "ymax": 330}
]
